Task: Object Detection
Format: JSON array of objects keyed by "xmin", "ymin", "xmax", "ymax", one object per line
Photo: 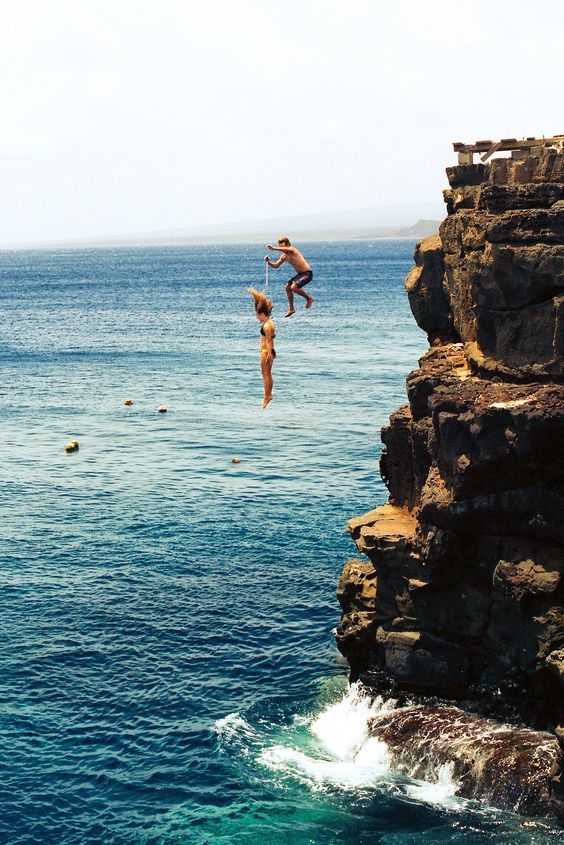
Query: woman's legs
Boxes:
[{"xmin": 261, "ymin": 353, "xmax": 273, "ymax": 408}]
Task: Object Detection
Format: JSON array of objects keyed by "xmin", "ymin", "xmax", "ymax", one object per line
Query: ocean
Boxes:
[{"xmin": 0, "ymin": 242, "xmax": 559, "ymax": 844}]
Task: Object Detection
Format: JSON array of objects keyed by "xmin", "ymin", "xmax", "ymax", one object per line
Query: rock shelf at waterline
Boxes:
[
  {"xmin": 336, "ymin": 140, "xmax": 564, "ymax": 824},
  {"xmin": 220, "ymin": 681, "xmax": 559, "ymax": 820},
  {"xmin": 368, "ymin": 703, "xmax": 558, "ymax": 817}
]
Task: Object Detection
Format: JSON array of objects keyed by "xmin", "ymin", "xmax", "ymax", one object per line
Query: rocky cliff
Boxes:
[{"xmin": 336, "ymin": 147, "xmax": 564, "ymax": 820}]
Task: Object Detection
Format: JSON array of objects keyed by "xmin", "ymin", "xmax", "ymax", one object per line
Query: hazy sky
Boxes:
[{"xmin": 1, "ymin": 0, "xmax": 562, "ymax": 243}]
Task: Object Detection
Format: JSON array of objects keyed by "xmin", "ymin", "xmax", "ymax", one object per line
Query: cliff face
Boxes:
[{"xmin": 336, "ymin": 148, "xmax": 564, "ymax": 820}]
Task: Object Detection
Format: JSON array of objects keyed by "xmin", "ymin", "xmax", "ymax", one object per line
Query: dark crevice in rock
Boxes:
[{"xmin": 479, "ymin": 286, "xmax": 563, "ymax": 311}]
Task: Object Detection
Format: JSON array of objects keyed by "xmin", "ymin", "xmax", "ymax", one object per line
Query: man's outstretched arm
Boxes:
[
  {"xmin": 267, "ymin": 244, "xmax": 295, "ymax": 255},
  {"xmin": 264, "ymin": 253, "xmax": 286, "ymax": 268}
]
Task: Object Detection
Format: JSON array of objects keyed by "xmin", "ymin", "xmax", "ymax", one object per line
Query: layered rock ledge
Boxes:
[{"xmin": 336, "ymin": 147, "xmax": 564, "ymax": 820}]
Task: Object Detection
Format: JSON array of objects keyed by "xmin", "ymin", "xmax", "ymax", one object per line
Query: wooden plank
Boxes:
[
  {"xmin": 501, "ymin": 136, "xmax": 563, "ymax": 151},
  {"xmin": 481, "ymin": 141, "xmax": 503, "ymax": 162},
  {"xmin": 453, "ymin": 135, "xmax": 564, "ymax": 154}
]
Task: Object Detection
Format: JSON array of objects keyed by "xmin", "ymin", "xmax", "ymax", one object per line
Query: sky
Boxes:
[{"xmin": 1, "ymin": 0, "xmax": 563, "ymax": 243}]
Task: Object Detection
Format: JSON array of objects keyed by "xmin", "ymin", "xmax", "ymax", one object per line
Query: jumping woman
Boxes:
[{"xmin": 248, "ymin": 288, "xmax": 276, "ymax": 409}]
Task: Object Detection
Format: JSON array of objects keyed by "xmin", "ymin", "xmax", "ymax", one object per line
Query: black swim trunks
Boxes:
[{"xmin": 288, "ymin": 270, "xmax": 313, "ymax": 288}]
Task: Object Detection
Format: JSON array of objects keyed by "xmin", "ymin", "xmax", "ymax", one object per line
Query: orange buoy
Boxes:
[{"xmin": 124, "ymin": 399, "xmax": 134, "ymax": 406}]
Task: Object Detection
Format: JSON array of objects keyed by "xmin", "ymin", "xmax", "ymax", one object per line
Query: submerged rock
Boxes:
[
  {"xmin": 368, "ymin": 703, "xmax": 558, "ymax": 817},
  {"xmin": 337, "ymin": 143, "xmax": 564, "ymax": 822}
]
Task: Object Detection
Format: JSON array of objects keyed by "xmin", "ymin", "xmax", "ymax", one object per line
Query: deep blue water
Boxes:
[{"xmin": 0, "ymin": 242, "xmax": 559, "ymax": 844}]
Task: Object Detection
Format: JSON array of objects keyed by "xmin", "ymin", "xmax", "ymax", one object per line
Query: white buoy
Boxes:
[{"xmin": 158, "ymin": 405, "xmax": 167, "ymax": 413}]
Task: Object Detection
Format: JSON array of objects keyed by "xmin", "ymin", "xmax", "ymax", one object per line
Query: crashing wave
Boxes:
[{"xmin": 254, "ymin": 683, "xmax": 558, "ymax": 815}]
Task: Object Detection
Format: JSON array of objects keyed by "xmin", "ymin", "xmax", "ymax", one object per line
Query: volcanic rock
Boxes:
[
  {"xmin": 368, "ymin": 703, "xmax": 559, "ymax": 817},
  {"xmin": 336, "ymin": 145, "xmax": 564, "ymax": 822}
]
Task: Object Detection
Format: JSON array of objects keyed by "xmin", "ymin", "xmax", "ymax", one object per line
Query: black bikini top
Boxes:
[{"xmin": 260, "ymin": 325, "xmax": 276, "ymax": 338}]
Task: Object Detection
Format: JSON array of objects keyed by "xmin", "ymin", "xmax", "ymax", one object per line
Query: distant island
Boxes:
[
  {"xmin": 0, "ymin": 205, "xmax": 443, "ymax": 250},
  {"xmin": 98, "ymin": 218, "xmax": 440, "ymax": 247}
]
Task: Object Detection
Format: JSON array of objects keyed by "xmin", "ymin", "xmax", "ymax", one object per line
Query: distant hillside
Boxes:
[
  {"xmin": 392, "ymin": 219, "xmax": 441, "ymax": 238},
  {"xmin": 97, "ymin": 220, "xmax": 441, "ymax": 246},
  {"xmin": 0, "ymin": 205, "xmax": 445, "ymax": 250}
]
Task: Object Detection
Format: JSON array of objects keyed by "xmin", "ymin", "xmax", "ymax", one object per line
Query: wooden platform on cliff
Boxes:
[{"xmin": 453, "ymin": 135, "xmax": 564, "ymax": 164}]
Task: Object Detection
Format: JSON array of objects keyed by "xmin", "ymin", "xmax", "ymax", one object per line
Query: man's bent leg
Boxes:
[
  {"xmin": 285, "ymin": 282, "xmax": 295, "ymax": 317},
  {"xmin": 291, "ymin": 283, "xmax": 314, "ymax": 308}
]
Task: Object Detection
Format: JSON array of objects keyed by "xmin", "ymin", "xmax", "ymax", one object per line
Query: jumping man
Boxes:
[{"xmin": 265, "ymin": 238, "xmax": 314, "ymax": 317}]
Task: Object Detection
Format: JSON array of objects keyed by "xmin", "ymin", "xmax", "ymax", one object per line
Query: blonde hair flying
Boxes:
[{"xmin": 248, "ymin": 287, "xmax": 273, "ymax": 316}]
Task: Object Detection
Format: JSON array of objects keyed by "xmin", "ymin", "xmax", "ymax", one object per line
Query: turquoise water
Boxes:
[{"xmin": 0, "ymin": 242, "xmax": 559, "ymax": 843}]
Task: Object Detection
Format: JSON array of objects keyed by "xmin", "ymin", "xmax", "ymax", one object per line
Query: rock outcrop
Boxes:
[
  {"xmin": 336, "ymin": 147, "xmax": 564, "ymax": 821},
  {"xmin": 368, "ymin": 703, "xmax": 559, "ymax": 817}
]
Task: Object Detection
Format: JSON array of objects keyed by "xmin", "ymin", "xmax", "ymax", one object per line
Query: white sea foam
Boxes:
[
  {"xmin": 215, "ymin": 712, "xmax": 256, "ymax": 746},
  {"xmin": 310, "ymin": 681, "xmax": 395, "ymax": 759},
  {"xmin": 258, "ymin": 683, "xmax": 392, "ymax": 790},
  {"xmin": 260, "ymin": 741, "xmax": 390, "ymax": 790},
  {"xmin": 257, "ymin": 683, "xmax": 463, "ymax": 808},
  {"xmin": 405, "ymin": 762, "xmax": 459, "ymax": 805}
]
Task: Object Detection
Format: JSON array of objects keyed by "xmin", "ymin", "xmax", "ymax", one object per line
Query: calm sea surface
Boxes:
[{"xmin": 0, "ymin": 242, "xmax": 559, "ymax": 843}]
